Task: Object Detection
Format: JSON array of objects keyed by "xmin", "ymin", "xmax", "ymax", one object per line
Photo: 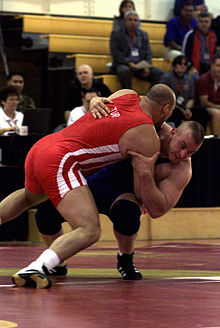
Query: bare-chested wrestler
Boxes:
[{"xmin": 0, "ymin": 85, "xmax": 176, "ymax": 288}]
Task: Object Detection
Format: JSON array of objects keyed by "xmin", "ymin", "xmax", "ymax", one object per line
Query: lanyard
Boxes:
[
  {"xmin": 200, "ymin": 32, "xmax": 209, "ymax": 51},
  {"xmin": 174, "ymin": 76, "xmax": 185, "ymax": 94}
]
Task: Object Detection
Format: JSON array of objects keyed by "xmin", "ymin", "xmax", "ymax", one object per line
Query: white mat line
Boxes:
[
  {"xmin": 0, "ymin": 284, "xmax": 15, "ymax": 287},
  {"xmin": 55, "ymin": 280, "xmax": 119, "ymax": 286}
]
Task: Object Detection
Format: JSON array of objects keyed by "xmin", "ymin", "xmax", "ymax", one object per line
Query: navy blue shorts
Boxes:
[{"xmin": 88, "ymin": 159, "xmax": 134, "ymax": 215}]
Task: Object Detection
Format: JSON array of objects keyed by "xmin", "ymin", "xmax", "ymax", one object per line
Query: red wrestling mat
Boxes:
[{"xmin": 1, "ymin": 241, "xmax": 220, "ymax": 328}]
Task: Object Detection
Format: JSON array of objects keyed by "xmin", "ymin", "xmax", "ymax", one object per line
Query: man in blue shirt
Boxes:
[
  {"xmin": 163, "ymin": 2, "xmax": 197, "ymax": 60},
  {"xmin": 174, "ymin": 0, "xmax": 207, "ymax": 16}
]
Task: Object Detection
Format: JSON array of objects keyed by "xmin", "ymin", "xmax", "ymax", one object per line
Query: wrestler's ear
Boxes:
[
  {"xmin": 162, "ymin": 103, "xmax": 170, "ymax": 115},
  {"xmin": 170, "ymin": 128, "xmax": 177, "ymax": 137}
]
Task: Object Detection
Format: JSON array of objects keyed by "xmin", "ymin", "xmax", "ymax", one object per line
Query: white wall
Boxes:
[
  {"xmin": 1, "ymin": 0, "xmax": 220, "ymax": 21},
  {"xmin": 206, "ymin": 0, "xmax": 220, "ymax": 18}
]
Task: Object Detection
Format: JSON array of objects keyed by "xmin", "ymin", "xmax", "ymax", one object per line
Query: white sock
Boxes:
[{"xmin": 27, "ymin": 249, "xmax": 60, "ymax": 272}]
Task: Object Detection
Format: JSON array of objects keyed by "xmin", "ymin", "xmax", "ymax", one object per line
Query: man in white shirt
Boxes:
[{"xmin": 67, "ymin": 88, "xmax": 99, "ymax": 126}]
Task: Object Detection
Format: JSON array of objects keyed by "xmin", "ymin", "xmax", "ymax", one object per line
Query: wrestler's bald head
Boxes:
[
  {"xmin": 143, "ymin": 84, "xmax": 176, "ymax": 126},
  {"xmin": 146, "ymin": 84, "xmax": 176, "ymax": 110}
]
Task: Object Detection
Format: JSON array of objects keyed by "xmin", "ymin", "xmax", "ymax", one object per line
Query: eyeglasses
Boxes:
[{"xmin": 177, "ymin": 62, "xmax": 187, "ymax": 66}]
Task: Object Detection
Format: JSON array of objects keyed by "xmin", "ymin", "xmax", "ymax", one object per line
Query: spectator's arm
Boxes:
[
  {"xmin": 164, "ymin": 18, "xmax": 180, "ymax": 49},
  {"xmin": 168, "ymin": 40, "xmax": 181, "ymax": 51},
  {"xmin": 29, "ymin": 98, "xmax": 36, "ymax": 109},
  {"xmin": 200, "ymin": 95, "xmax": 220, "ymax": 109},
  {"xmin": 140, "ymin": 31, "xmax": 153, "ymax": 64},
  {"xmin": 0, "ymin": 126, "xmax": 17, "ymax": 135},
  {"xmin": 185, "ymin": 98, "xmax": 194, "ymax": 110}
]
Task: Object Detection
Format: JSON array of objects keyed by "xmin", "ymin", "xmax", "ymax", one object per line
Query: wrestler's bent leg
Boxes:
[
  {"xmin": 110, "ymin": 193, "xmax": 143, "ymax": 280},
  {"xmin": 13, "ymin": 185, "xmax": 100, "ymax": 288},
  {"xmin": 52, "ymin": 185, "xmax": 101, "ymax": 260},
  {"xmin": 35, "ymin": 200, "xmax": 67, "ymax": 276},
  {"xmin": 0, "ymin": 188, "xmax": 47, "ymax": 224}
]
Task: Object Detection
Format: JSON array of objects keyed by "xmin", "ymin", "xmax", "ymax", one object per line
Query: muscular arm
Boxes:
[
  {"xmin": 119, "ymin": 124, "xmax": 160, "ymax": 200},
  {"xmin": 136, "ymin": 160, "xmax": 192, "ymax": 218},
  {"xmin": 119, "ymin": 124, "xmax": 160, "ymax": 158}
]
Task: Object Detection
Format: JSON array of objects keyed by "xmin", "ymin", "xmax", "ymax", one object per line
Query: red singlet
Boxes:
[{"xmin": 25, "ymin": 94, "xmax": 153, "ymax": 206}]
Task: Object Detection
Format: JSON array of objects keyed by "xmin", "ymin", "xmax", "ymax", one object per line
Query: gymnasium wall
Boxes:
[{"xmin": 1, "ymin": 0, "xmax": 219, "ymax": 21}]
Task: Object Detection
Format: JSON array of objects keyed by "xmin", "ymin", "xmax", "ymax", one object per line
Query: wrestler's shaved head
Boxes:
[
  {"xmin": 147, "ymin": 84, "xmax": 176, "ymax": 110},
  {"xmin": 176, "ymin": 121, "xmax": 204, "ymax": 145},
  {"xmin": 141, "ymin": 84, "xmax": 176, "ymax": 126}
]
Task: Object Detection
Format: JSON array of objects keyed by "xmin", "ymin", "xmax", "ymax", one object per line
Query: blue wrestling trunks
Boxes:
[{"xmin": 35, "ymin": 158, "xmax": 170, "ymax": 234}]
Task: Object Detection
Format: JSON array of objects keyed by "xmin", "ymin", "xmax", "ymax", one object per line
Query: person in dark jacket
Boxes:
[
  {"xmin": 64, "ymin": 64, "xmax": 111, "ymax": 122},
  {"xmin": 110, "ymin": 10, "xmax": 163, "ymax": 90}
]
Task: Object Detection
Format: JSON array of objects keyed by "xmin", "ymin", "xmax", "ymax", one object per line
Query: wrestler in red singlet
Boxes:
[{"xmin": 25, "ymin": 93, "xmax": 154, "ymax": 207}]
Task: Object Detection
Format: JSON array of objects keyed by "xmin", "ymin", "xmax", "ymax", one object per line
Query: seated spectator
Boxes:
[
  {"xmin": 113, "ymin": 0, "xmax": 141, "ymax": 31},
  {"xmin": 67, "ymin": 88, "xmax": 99, "ymax": 126},
  {"xmin": 174, "ymin": 0, "xmax": 207, "ymax": 17},
  {"xmin": 182, "ymin": 12, "xmax": 216, "ymax": 76},
  {"xmin": 211, "ymin": 15, "xmax": 220, "ymax": 49},
  {"xmin": 195, "ymin": 54, "xmax": 220, "ymax": 135},
  {"xmin": 6, "ymin": 71, "xmax": 36, "ymax": 111},
  {"xmin": 110, "ymin": 10, "xmax": 163, "ymax": 90},
  {"xmin": 64, "ymin": 64, "xmax": 111, "ymax": 122},
  {"xmin": 164, "ymin": 2, "xmax": 197, "ymax": 60},
  {"xmin": 160, "ymin": 55, "xmax": 210, "ymax": 130},
  {"xmin": 0, "ymin": 86, "xmax": 24, "ymax": 135}
]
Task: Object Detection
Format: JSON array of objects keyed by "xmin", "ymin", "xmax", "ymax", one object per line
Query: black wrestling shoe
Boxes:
[
  {"xmin": 43, "ymin": 262, "xmax": 68, "ymax": 276},
  {"xmin": 12, "ymin": 267, "xmax": 52, "ymax": 289},
  {"xmin": 117, "ymin": 252, "xmax": 143, "ymax": 280}
]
